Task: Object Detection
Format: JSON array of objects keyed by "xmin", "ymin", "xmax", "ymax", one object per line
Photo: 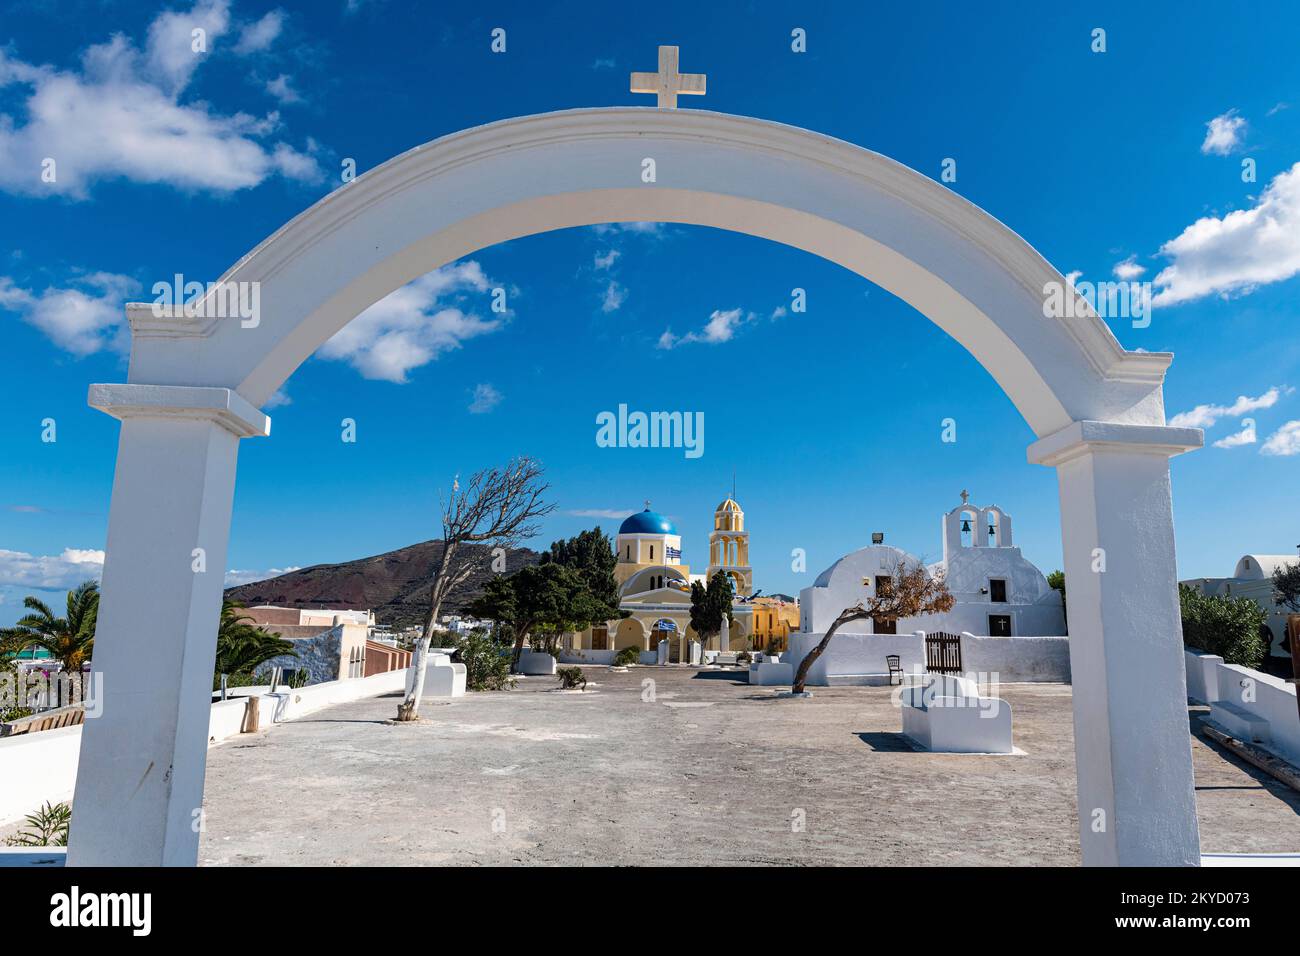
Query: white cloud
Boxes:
[
  {"xmin": 593, "ymin": 249, "xmax": 620, "ymax": 271},
  {"xmin": 600, "ymin": 280, "xmax": 626, "ymax": 313},
  {"xmin": 264, "ymin": 389, "xmax": 292, "ymax": 409},
  {"xmin": 146, "ymin": 0, "xmax": 232, "ymax": 93},
  {"xmin": 657, "ymin": 308, "xmax": 751, "ymax": 349},
  {"xmin": 1152, "ymin": 163, "xmax": 1300, "ymax": 306},
  {"xmin": 1112, "ymin": 256, "xmax": 1146, "ymax": 280},
  {"xmin": 1169, "ymin": 386, "xmax": 1287, "ymax": 429},
  {"xmin": 234, "ymin": 10, "xmax": 285, "ymax": 55},
  {"xmin": 590, "ymin": 222, "xmax": 664, "ymax": 237},
  {"xmin": 468, "ymin": 383, "xmax": 502, "ymax": 414},
  {"xmin": 565, "ymin": 508, "xmax": 635, "ymax": 520},
  {"xmin": 1201, "ymin": 109, "xmax": 1247, "ymax": 156},
  {"xmin": 224, "ymin": 566, "xmax": 300, "ymax": 587},
  {"xmin": 265, "ymin": 74, "xmax": 301, "ymax": 105},
  {"xmin": 771, "ymin": 305, "xmax": 788, "ymax": 320},
  {"xmin": 591, "ymin": 58, "xmax": 617, "ymax": 70},
  {"xmin": 1212, "ymin": 421, "xmax": 1257, "ymax": 448},
  {"xmin": 0, "ymin": 272, "xmax": 139, "ymax": 355},
  {"xmin": 1064, "ymin": 270, "xmax": 1083, "ymax": 287},
  {"xmin": 1261, "ymin": 420, "xmax": 1300, "ymax": 456},
  {"xmin": 0, "ymin": 547, "xmax": 104, "ymax": 589},
  {"xmin": 316, "ymin": 261, "xmax": 502, "ymax": 383},
  {"xmin": 0, "ymin": 1, "xmax": 320, "ymax": 197}
]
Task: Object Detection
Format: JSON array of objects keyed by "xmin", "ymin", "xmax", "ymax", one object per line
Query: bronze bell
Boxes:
[{"xmin": 961, "ymin": 518, "xmax": 971, "ymax": 533}]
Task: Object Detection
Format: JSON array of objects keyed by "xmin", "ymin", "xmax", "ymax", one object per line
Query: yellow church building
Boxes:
[{"xmin": 573, "ymin": 497, "xmax": 755, "ymax": 659}]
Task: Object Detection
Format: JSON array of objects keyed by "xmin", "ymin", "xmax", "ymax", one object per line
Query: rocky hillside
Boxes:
[{"xmin": 224, "ymin": 540, "xmax": 542, "ymax": 628}]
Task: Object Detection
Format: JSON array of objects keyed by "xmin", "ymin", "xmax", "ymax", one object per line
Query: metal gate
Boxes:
[{"xmin": 925, "ymin": 632, "xmax": 963, "ymax": 675}]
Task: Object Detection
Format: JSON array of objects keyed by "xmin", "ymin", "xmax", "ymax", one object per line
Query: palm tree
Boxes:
[
  {"xmin": 214, "ymin": 600, "xmax": 296, "ymax": 679},
  {"xmin": 0, "ymin": 580, "xmax": 99, "ymax": 671}
]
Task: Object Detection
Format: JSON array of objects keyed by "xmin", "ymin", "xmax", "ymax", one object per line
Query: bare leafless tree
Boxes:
[
  {"xmin": 791, "ymin": 559, "xmax": 954, "ymax": 695},
  {"xmin": 396, "ymin": 457, "xmax": 555, "ymax": 721}
]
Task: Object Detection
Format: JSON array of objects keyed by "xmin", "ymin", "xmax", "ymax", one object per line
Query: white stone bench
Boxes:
[
  {"xmin": 748, "ymin": 660, "xmax": 794, "ymax": 686},
  {"xmin": 1209, "ymin": 700, "xmax": 1271, "ymax": 744},
  {"xmin": 403, "ymin": 654, "xmax": 467, "ymax": 698},
  {"xmin": 515, "ymin": 650, "xmax": 558, "ymax": 675},
  {"xmin": 900, "ymin": 675, "xmax": 1013, "ymax": 754}
]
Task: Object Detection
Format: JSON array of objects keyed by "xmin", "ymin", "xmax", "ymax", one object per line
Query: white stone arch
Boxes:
[{"xmin": 75, "ymin": 108, "xmax": 1204, "ymax": 868}]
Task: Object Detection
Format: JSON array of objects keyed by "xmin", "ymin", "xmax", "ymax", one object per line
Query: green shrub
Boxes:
[
  {"xmin": 1179, "ymin": 584, "xmax": 1268, "ymax": 669},
  {"xmin": 4, "ymin": 801, "xmax": 71, "ymax": 847},
  {"xmin": 612, "ymin": 645, "xmax": 641, "ymax": 666},
  {"xmin": 735, "ymin": 650, "xmax": 752, "ymax": 664},
  {"xmin": 0, "ymin": 705, "xmax": 35, "ymax": 723},
  {"xmin": 457, "ymin": 631, "xmax": 516, "ymax": 691},
  {"xmin": 557, "ymin": 666, "xmax": 588, "ymax": 690}
]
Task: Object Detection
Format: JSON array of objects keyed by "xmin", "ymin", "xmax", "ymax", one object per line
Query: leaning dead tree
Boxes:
[
  {"xmin": 396, "ymin": 457, "xmax": 555, "ymax": 721},
  {"xmin": 791, "ymin": 559, "xmax": 954, "ymax": 695}
]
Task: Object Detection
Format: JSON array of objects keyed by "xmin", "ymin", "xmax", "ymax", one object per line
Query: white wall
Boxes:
[
  {"xmin": 785, "ymin": 632, "xmax": 925, "ymax": 683},
  {"xmin": 1214, "ymin": 663, "xmax": 1300, "ymax": 765},
  {"xmin": 0, "ymin": 726, "xmax": 82, "ymax": 826},
  {"xmin": 0, "ymin": 668, "xmax": 409, "ymax": 827},
  {"xmin": 1184, "ymin": 650, "xmax": 1223, "ymax": 704},
  {"xmin": 558, "ymin": 648, "xmax": 658, "ymax": 666},
  {"xmin": 962, "ymin": 636, "xmax": 1071, "ymax": 682},
  {"xmin": 783, "ymin": 631, "xmax": 1070, "ymax": 685},
  {"xmin": 1184, "ymin": 651, "xmax": 1300, "ymax": 766}
]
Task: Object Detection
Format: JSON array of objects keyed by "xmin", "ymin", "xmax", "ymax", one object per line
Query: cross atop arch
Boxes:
[{"xmin": 630, "ymin": 45, "xmax": 706, "ymax": 108}]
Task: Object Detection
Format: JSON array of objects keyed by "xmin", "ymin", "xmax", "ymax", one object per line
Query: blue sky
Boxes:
[{"xmin": 3, "ymin": 1, "xmax": 1300, "ymax": 624}]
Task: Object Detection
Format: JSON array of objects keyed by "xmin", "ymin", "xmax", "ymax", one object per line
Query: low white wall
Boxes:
[
  {"xmin": 558, "ymin": 649, "xmax": 659, "ymax": 666},
  {"xmin": 1213, "ymin": 663, "xmax": 1300, "ymax": 765},
  {"xmin": 1184, "ymin": 650, "xmax": 1224, "ymax": 704},
  {"xmin": 784, "ymin": 632, "xmax": 1070, "ymax": 685},
  {"xmin": 0, "ymin": 668, "xmax": 410, "ymax": 827},
  {"xmin": 208, "ymin": 698, "xmax": 247, "ymax": 742},
  {"xmin": 784, "ymin": 632, "xmax": 923, "ymax": 685},
  {"xmin": 0, "ymin": 726, "xmax": 82, "ymax": 826},
  {"xmin": 962, "ymin": 636, "xmax": 1070, "ymax": 682}
]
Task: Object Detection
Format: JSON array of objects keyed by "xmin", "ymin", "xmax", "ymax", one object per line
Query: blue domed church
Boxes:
[{"xmin": 570, "ymin": 499, "xmax": 753, "ymax": 660}]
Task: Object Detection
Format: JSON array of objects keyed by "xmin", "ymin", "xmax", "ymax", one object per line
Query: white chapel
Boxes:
[{"xmin": 798, "ymin": 491, "xmax": 1067, "ymax": 638}]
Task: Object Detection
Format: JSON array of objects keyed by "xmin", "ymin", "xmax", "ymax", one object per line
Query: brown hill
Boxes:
[{"xmin": 224, "ymin": 540, "xmax": 542, "ymax": 628}]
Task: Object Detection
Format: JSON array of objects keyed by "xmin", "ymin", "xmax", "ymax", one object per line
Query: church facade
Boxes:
[
  {"xmin": 798, "ymin": 492, "xmax": 1066, "ymax": 638},
  {"xmin": 570, "ymin": 498, "xmax": 755, "ymax": 657}
]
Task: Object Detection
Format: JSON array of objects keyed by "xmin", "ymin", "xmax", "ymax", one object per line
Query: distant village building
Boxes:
[
  {"xmin": 748, "ymin": 595, "xmax": 800, "ymax": 652},
  {"xmin": 798, "ymin": 492, "xmax": 1066, "ymax": 638},
  {"xmin": 1182, "ymin": 554, "xmax": 1300, "ymax": 676},
  {"xmin": 239, "ymin": 605, "xmax": 405, "ymax": 684}
]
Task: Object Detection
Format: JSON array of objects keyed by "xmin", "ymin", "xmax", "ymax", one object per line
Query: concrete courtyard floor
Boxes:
[{"xmin": 196, "ymin": 666, "xmax": 1300, "ymax": 866}]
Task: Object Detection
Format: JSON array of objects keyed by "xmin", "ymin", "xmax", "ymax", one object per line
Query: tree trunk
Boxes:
[
  {"xmin": 510, "ymin": 620, "xmax": 535, "ymax": 672},
  {"xmin": 791, "ymin": 608, "xmax": 870, "ymax": 695},
  {"xmin": 396, "ymin": 545, "xmax": 456, "ymax": 721}
]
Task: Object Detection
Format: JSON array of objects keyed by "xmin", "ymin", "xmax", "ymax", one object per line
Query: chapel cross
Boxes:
[
  {"xmin": 630, "ymin": 45, "xmax": 707, "ymax": 109},
  {"xmin": 960, "ymin": 489, "xmax": 970, "ymax": 504}
]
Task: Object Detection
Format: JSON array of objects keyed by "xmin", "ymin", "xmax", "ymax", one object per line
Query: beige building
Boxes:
[
  {"xmin": 573, "ymin": 499, "xmax": 755, "ymax": 659},
  {"xmin": 748, "ymin": 595, "xmax": 800, "ymax": 652},
  {"xmin": 240, "ymin": 605, "xmax": 374, "ymax": 682}
]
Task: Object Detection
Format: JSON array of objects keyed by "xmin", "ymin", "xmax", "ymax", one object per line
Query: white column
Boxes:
[
  {"xmin": 719, "ymin": 615, "xmax": 730, "ymax": 653},
  {"xmin": 1028, "ymin": 420, "xmax": 1203, "ymax": 866},
  {"xmin": 68, "ymin": 385, "xmax": 269, "ymax": 866}
]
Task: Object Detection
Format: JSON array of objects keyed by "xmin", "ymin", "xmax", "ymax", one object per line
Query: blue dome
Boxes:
[{"xmin": 620, "ymin": 507, "xmax": 677, "ymax": 536}]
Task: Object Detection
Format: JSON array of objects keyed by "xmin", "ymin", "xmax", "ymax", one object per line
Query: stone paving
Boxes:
[{"xmin": 195, "ymin": 666, "xmax": 1300, "ymax": 866}]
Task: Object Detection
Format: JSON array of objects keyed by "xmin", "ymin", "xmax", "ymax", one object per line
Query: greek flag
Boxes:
[{"xmin": 666, "ymin": 546, "xmax": 682, "ymax": 559}]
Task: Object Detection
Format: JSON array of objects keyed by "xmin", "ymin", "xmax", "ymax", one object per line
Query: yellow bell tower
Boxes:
[{"xmin": 707, "ymin": 495, "xmax": 752, "ymax": 597}]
